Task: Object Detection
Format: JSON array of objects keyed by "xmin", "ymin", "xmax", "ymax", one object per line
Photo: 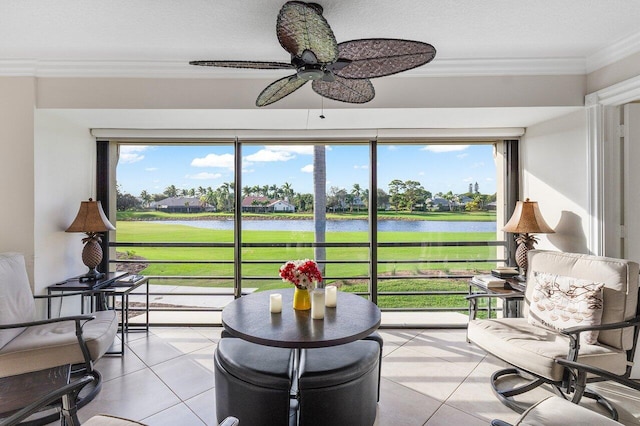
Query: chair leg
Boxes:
[
  {"xmin": 552, "ymin": 369, "xmax": 619, "ymax": 421},
  {"xmin": 74, "ymin": 370, "xmax": 102, "ymax": 409},
  {"xmin": 490, "ymin": 368, "xmax": 546, "ymax": 413}
]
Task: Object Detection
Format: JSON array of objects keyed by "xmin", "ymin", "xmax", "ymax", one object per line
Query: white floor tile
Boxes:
[{"xmin": 72, "ymin": 327, "xmax": 640, "ymax": 426}]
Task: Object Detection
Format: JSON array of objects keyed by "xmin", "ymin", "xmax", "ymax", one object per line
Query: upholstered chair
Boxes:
[
  {"xmin": 467, "ymin": 250, "xmax": 640, "ymax": 419},
  {"xmin": 0, "ymin": 252, "xmax": 118, "ymax": 414}
]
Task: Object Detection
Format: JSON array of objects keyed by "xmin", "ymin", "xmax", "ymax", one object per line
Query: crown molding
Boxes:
[
  {"xmin": 586, "ymin": 31, "xmax": 640, "ymax": 73},
  {"xmin": 0, "ymin": 57, "xmax": 586, "ymax": 79},
  {"xmin": 586, "ymin": 73, "xmax": 640, "ymax": 106}
]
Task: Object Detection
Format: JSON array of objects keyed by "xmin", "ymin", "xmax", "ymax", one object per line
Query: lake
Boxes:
[{"xmin": 152, "ymin": 219, "xmax": 496, "ymax": 233}]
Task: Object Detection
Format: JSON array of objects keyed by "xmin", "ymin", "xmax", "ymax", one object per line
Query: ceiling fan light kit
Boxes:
[{"xmin": 190, "ymin": 1, "xmax": 436, "ymax": 107}]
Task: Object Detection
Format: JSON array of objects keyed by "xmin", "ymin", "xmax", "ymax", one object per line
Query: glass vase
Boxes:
[{"xmin": 292, "ymin": 287, "xmax": 311, "ymax": 310}]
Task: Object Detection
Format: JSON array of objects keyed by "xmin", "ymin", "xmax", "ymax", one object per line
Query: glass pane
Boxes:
[
  {"xmin": 240, "ymin": 143, "xmax": 370, "ymax": 295},
  {"xmin": 376, "ymin": 143, "xmax": 499, "ymax": 312},
  {"xmin": 115, "ymin": 144, "xmax": 236, "ymax": 314}
]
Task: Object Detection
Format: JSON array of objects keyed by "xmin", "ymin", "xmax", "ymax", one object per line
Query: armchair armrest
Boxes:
[
  {"xmin": 560, "ymin": 316, "xmax": 640, "ymax": 357},
  {"xmin": 0, "ymin": 315, "xmax": 95, "ymax": 330},
  {"xmin": 0, "ymin": 315, "xmax": 98, "ymax": 373},
  {"xmin": 556, "ymin": 358, "xmax": 640, "ymax": 392},
  {"xmin": 561, "ymin": 316, "xmax": 640, "ymax": 336}
]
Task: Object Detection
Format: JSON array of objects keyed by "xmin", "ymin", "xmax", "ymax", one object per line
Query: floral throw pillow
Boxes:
[{"xmin": 528, "ymin": 272, "xmax": 605, "ymax": 344}]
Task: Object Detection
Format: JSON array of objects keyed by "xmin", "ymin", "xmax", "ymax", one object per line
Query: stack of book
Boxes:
[
  {"xmin": 472, "ymin": 275, "xmax": 507, "ymax": 289},
  {"xmin": 491, "ymin": 267, "xmax": 520, "ymax": 278}
]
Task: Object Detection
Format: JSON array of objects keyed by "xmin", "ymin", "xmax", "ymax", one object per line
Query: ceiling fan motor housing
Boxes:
[{"xmin": 297, "ymin": 64, "xmax": 325, "ymax": 80}]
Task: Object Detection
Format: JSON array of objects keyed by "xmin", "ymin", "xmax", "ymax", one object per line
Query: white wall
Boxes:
[
  {"xmin": 521, "ymin": 110, "xmax": 590, "ymax": 253},
  {"xmin": 33, "ymin": 110, "xmax": 101, "ymax": 293},
  {"xmin": 0, "ymin": 78, "xmax": 36, "ymax": 282}
]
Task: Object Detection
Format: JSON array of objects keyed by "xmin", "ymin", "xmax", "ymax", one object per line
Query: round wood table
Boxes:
[{"xmin": 222, "ymin": 288, "xmax": 381, "ymax": 349}]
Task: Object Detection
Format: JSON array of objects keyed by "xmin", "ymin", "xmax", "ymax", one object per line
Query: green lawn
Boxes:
[
  {"xmin": 116, "ymin": 220, "xmax": 500, "ymax": 312},
  {"xmin": 117, "ymin": 210, "xmax": 496, "ymax": 222}
]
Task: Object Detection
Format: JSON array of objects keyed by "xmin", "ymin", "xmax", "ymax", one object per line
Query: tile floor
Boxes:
[{"xmin": 76, "ymin": 327, "xmax": 640, "ymax": 426}]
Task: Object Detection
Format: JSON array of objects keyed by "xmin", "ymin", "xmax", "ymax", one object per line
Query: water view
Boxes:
[{"xmin": 152, "ymin": 219, "xmax": 496, "ymax": 233}]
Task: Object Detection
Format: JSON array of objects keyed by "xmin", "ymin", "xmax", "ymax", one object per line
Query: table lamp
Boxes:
[
  {"xmin": 66, "ymin": 198, "xmax": 115, "ymax": 281},
  {"xmin": 502, "ymin": 198, "xmax": 554, "ymax": 280}
]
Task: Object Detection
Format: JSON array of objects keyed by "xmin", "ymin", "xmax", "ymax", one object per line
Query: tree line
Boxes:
[{"xmin": 116, "ymin": 180, "xmax": 495, "ymax": 213}]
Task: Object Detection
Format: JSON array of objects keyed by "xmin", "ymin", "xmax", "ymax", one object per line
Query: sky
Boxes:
[{"xmin": 117, "ymin": 143, "xmax": 497, "ymax": 197}]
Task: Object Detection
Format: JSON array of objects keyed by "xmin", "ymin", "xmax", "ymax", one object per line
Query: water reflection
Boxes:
[{"xmin": 152, "ymin": 219, "xmax": 496, "ymax": 233}]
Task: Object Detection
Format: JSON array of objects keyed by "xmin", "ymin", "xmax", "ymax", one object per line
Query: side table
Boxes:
[
  {"xmin": 47, "ymin": 273, "xmax": 149, "ymax": 355},
  {"xmin": 101, "ymin": 275, "xmax": 150, "ymax": 355},
  {"xmin": 468, "ymin": 276, "xmax": 525, "ymax": 319},
  {"xmin": 0, "ymin": 365, "xmax": 70, "ymax": 424}
]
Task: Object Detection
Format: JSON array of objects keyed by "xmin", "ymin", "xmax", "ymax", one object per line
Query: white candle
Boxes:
[
  {"xmin": 270, "ymin": 293, "xmax": 282, "ymax": 313},
  {"xmin": 311, "ymin": 290, "xmax": 325, "ymax": 319},
  {"xmin": 325, "ymin": 285, "xmax": 337, "ymax": 307}
]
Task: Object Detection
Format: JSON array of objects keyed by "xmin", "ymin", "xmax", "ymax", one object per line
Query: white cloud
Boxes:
[
  {"xmin": 243, "ymin": 145, "xmax": 321, "ymax": 163},
  {"xmin": 353, "ymin": 164, "xmax": 368, "ymax": 169},
  {"xmin": 471, "ymin": 162, "xmax": 485, "ymax": 168},
  {"xmin": 418, "ymin": 171, "xmax": 425, "ymax": 176},
  {"xmin": 486, "ymin": 177, "xmax": 494, "ymax": 181},
  {"xmin": 191, "ymin": 153, "xmax": 235, "ymax": 169},
  {"xmin": 301, "ymin": 164, "xmax": 314, "ymax": 173},
  {"xmin": 422, "ymin": 145, "xmax": 470, "ymax": 153},
  {"xmin": 145, "ymin": 167, "xmax": 158, "ymax": 172},
  {"xmin": 457, "ymin": 153, "xmax": 469, "ymax": 159},
  {"xmin": 463, "ymin": 176, "xmax": 474, "ymax": 182},
  {"xmin": 387, "ymin": 146, "xmax": 399, "ymax": 151},
  {"xmin": 245, "ymin": 149, "xmax": 295, "ymax": 162},
  {"xmin": 268, "ymin": 145, "xmax": 314, "ymax": 155},
  {"xmin": 119, "ymin": 145, "xmax": 147, "ymax": 163},
  {"xmin": 186, "ymin": 172, "xmax": 222, "ymax": 180}
]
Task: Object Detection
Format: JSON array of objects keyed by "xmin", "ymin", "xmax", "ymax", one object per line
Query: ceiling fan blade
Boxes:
[
  {"xmin": 276, "ymin": 1, "xmax": 338, "ymax": 64},
  {"xmin": 325, "ymin": 58, "xmax": 352, "ymax": 72},
  {"xmin": 333, "ymin": 39, "xmax": 436, "ymax": 79},
  {"xmin": 256, "ymin": 74, "xmax": 308, "ymax": 107},
  {"xmin": 189, "ymin": 60, "xmax": 294, "ymax": 70},
  {"xmin": 312, "ymin": 76, "xmax": 375, "ymax": 104}
]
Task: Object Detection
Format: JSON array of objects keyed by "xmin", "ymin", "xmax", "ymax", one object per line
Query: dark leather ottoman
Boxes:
[
  {"xmin": 298, "ymin": 339, "xmax": 381, "ymax": 426},
  {"xmin": 214, "ymin": 338, "xmax": 295, "ymax": 426}
]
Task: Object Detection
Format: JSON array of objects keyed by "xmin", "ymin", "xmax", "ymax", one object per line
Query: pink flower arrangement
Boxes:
[{"xmin": 279, "ymin": 259, "xmax": 323, "ymax": 290}]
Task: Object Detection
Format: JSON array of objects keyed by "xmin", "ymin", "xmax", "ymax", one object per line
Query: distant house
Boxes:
[
  {"xmin": 154, "ymin": 196, "xmax": 208, "ymax": 213},
  {"xmin": 242, "ymin": 196, "xmax": 295, "ymax": 213},
  {"xmin": 458, "ymin": 196, "xmax": 473, "ymax": 205},
  {"xmin": 428, "ymin": 197, "xmax": 464, "ymax": 211}
]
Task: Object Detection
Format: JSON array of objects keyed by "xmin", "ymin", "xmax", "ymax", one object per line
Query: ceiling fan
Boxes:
[{"xmin": 189, "ymin": 1, "xmax": 436, "ymax": 107}]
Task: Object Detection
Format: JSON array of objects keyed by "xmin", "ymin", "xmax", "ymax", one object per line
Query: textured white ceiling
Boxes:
[
  {"xmin": 1, "ymin": 0, "xmax": 639, "ymax": 67},
  {"xmin": 7, "ymin": 1, "xmax": 639, "ymax": 130}
]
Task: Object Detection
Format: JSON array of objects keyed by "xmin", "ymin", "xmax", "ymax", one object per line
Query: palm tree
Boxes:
[
  {"xmin": 351, "ymin": 183, "xmax": 362, "ymax": 212},
  {"xmin": 313, "ymin": 145, "xmax": 326, "ymax": 276},
  {"xmin": 281, "ymin": 182, "xmax": 294, "ymax": 200},
  {"xmin": 164, "ymin": 185, "xmax": 178, "ymax": 198},
  {"xmin": 140, "ymin": 190, "xmax": 152, "ymax": 208}
]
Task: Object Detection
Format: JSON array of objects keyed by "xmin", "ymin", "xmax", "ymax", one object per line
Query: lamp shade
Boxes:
[
  {"xmin": 66, "ymin": 199, "xmax": 115, "ymax": 233},
  {"xmin": 502, "ymin": 198, "xmax": 554, "ymax": 234}
]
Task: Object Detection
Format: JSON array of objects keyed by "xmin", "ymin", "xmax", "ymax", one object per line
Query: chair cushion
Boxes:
[
  {"xmin": 526, "ymin": 250, "xmax": 639, "ymax": 350},
  {"xmin": 0, "ymin": 310, "xmax": 118, "ymax": 378},
  {"xmin": 468, "ymin": 318, "xmax": 627, "ymax": 381},
  {"xmin": 528, "ymin": 272, "xmax": 604, "ymax": 344},
  {"xmin": 514, "ymin": 396, "xmax": 620, "ymax": 425},
  {"xmin": 0, "ymin": 253, "xmax": 36, "ymax": 348}
]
